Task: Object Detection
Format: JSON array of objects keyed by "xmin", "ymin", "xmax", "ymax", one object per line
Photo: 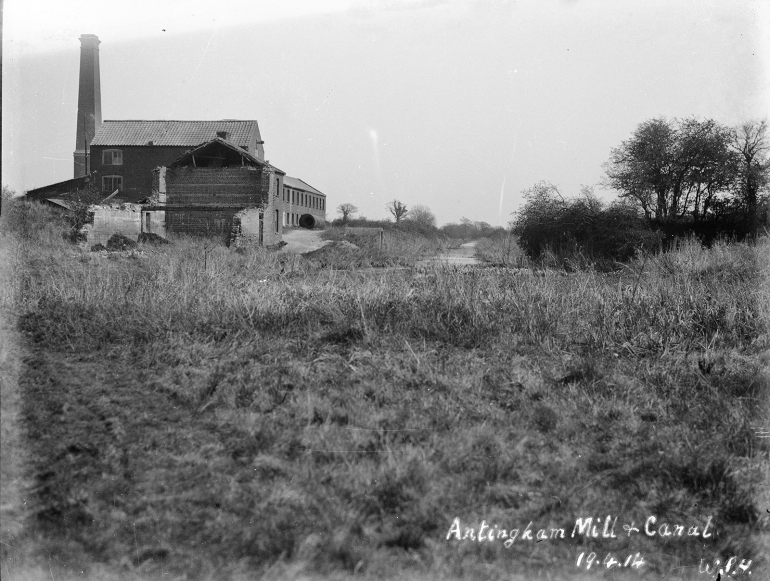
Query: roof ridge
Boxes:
[{"xmin": 284, "ymin": 176, "xmax": 325, "ymax": 196}]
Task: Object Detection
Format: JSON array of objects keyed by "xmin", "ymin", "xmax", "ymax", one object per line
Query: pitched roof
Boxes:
[
  {"xmin": 91, "ymin": 120, "xmax": 261, "ymax": 147},
  {"xmin": 25, "ymin": 173, "xmax": 95, "ymax": 200},
  {"xmin": 283, "ymin": 176, "xmax": 325, "ymax": 197},
  {"xmin": 168, "ymin": 138, "xmax": 285, "ymax": 174}
]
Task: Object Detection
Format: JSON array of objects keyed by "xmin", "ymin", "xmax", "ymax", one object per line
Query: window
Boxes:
[
  {"xmin": 102, "ymin": 175, "xmax": 123, "ymax": 193},
  {"xmin": 102, "ymin": 149, "xmax": 123, "ymax": 165}
]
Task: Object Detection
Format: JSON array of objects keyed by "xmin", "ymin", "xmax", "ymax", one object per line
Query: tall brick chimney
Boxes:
[{"xmin": 74, "ymin": 34, "xmax": 102, "ymax": 178}]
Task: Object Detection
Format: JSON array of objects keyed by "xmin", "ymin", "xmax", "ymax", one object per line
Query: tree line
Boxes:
[
  {"xmin": 334, "ymin": 200, "xmax": 504, "ymax": 239},
  {"xmin": 330, "ymin": 117, "xmax": 768, "ymax": 259},
  {"xmin": 604, "ymin": 117, "xmax": 768, "ymax": 235},
  {"xmin": 514, "ymin": 117, "xmax": 769, "ymax": 266}
]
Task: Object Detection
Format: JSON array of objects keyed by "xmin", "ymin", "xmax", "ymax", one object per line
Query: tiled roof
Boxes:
[
  {"xmin": 91, "ymin": 120, "xmax": 261, "ymax": 147},
  {"xmin": 283, "ymin": 176, "xmax": 325, "ymax": 197}
]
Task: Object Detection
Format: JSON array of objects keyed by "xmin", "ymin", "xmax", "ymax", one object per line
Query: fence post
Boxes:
[{"xmin": 380, "ymin": 228, "xmax": 384, "ymax": 250}]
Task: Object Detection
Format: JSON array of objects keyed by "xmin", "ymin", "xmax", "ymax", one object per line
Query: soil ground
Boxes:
[{"xmin": 278, "ymin": 228, "xmax": 331, "ymax": 254}]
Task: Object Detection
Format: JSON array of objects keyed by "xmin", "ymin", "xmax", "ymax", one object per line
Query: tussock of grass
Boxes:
[
  {"xmin": 2, "ymin": 200, "xmax": 768, "ymax": 580},
  {"xmin": 475, "ymin": 232, "xmax": 526, "ymax": 266}
]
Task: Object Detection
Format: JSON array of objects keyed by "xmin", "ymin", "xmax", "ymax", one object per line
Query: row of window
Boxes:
[
  {"xmin": 285, "ymin": 212, "xmax": 305, "ymax": 227},
  {"xmin": 283, "ymin": 187, "xmax": 325, "ymax": 211}
]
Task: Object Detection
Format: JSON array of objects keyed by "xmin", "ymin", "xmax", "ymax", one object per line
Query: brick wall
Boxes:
[
  {"xmin": 262, "ymin": 171, "xmax": 281, "ymax": 246},
  {"xmin": 166, "ymin": 167, "xmax": 262, "ymax": 206},
  {"xmin": 91, "ymin": 145, "xmax": 189, "ymax": 202},
  {"xmin": 166, "ymin": 208, "xmax": 241, "ymax": 243}
]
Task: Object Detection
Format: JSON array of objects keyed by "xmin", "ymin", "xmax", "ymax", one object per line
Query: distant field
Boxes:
[{"xmin": 1, "ymin": 201, "xmax": 768, "ymax": 580}]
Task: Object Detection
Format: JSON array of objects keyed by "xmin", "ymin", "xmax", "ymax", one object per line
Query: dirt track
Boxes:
[{"xmin": 277, "ymin": 228, "xmax": 331, "ymax": 254}]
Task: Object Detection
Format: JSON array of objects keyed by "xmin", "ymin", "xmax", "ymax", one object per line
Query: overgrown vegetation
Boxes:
[
  {"xmin": 2, "ymin": 199, "xmax": 768, "ymax": 580},
  {"xmin": 319, "ymin": 225, "xmax": 450, "ymax": 268},
  {"xmin": 512, "ymin": 182, "xmax": 662, "ymax": 270},
  {"xmin": 604, "ymin": 116, "xmax": 769, "ymax": 240},
  {"xmin": 510, "ymin": 117, "xmax": 769, "ymax": 268}
]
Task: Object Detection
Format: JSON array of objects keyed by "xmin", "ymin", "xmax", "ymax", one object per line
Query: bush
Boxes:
[{"xmin": 513, "ymin": 182, "xmax": 660, "ymax": 267}]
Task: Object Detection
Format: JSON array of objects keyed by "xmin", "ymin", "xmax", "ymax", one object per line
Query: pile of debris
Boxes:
[{"xmin": 90, "ymin": 233, "xmax": 170, "ymax": 252}]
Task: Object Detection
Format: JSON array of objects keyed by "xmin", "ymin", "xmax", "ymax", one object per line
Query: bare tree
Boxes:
[
  {"xmin": 732, "ymin": 119, "xmax": 770, "ymax": 234},
  {"xmin": 337, "ymin": 203, "xmax": 359, "ymax": 224},
  {"xmin": 386, "ymin": 199, "xmax": 408, "ymax": 223}
]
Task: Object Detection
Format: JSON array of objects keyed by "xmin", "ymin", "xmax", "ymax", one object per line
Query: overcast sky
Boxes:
[{"xmin": 3, "ymin": 0, "xmax": 769, "ymax": 226}]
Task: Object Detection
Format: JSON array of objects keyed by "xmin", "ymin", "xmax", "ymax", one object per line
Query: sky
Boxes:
[{"xmin": 3, "ymin": 0, "xmax": 769, "ymax": 226}]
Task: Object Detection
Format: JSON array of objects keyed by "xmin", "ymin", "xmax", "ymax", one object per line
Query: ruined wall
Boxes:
[
  {"xmin": 165, "ymin": 167, "xmax": 262, "ymax": 206},
  {"xmin": 142, "ymin": 210, "xmax": 167, "ymax": 238},
  {"xmin": 232, "ymin": 208, "xmax": 262, "ymax": 247},
  {"xmin": 165, "ymin": 208, "xmax": 241, "ymax": 243},
  {"xmin": 83, "ymin": 204, "xmax": 142, "ymax": 246},
  {"xmin": 151, "ymin": 165, "xmax": 282, "ymax": 246},
  {"xmin": 261, "ymin": 171, "xmax": 282, "ymax": 246}
]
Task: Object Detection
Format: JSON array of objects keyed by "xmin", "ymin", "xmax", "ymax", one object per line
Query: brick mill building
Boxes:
[
  {"xmin": 90, "ymin": 120, "xmax": 265, "ymax": 203},
  {"xmin": 26, "ymin": 33, "xmax": 326, "ymax": 244}
]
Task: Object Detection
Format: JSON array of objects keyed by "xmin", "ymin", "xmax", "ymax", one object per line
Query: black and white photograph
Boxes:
[{"xmin": 1, "ymin": 1, "xmax": 768, "ymax": 579}]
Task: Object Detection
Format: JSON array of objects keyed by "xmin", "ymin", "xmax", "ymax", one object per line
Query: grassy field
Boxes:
[{"xmin": 1, "ymin": 200, "xmax": 768, "ymax": 580}]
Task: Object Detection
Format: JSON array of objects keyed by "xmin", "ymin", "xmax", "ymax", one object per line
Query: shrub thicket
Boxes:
[{"xmin": 512, "ymin": 182, "xmax": 661, "ymax": 268}]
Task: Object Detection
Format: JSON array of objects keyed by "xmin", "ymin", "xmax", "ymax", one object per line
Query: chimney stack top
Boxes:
[{"xmin": 79, "ymin": 34, "xmax": 101, "ymax": 46}]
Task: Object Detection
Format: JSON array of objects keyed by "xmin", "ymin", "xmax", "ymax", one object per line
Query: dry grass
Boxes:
[{"xmin": 1, "ymin": 200, "xmax": 768, "ymax": 580}]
